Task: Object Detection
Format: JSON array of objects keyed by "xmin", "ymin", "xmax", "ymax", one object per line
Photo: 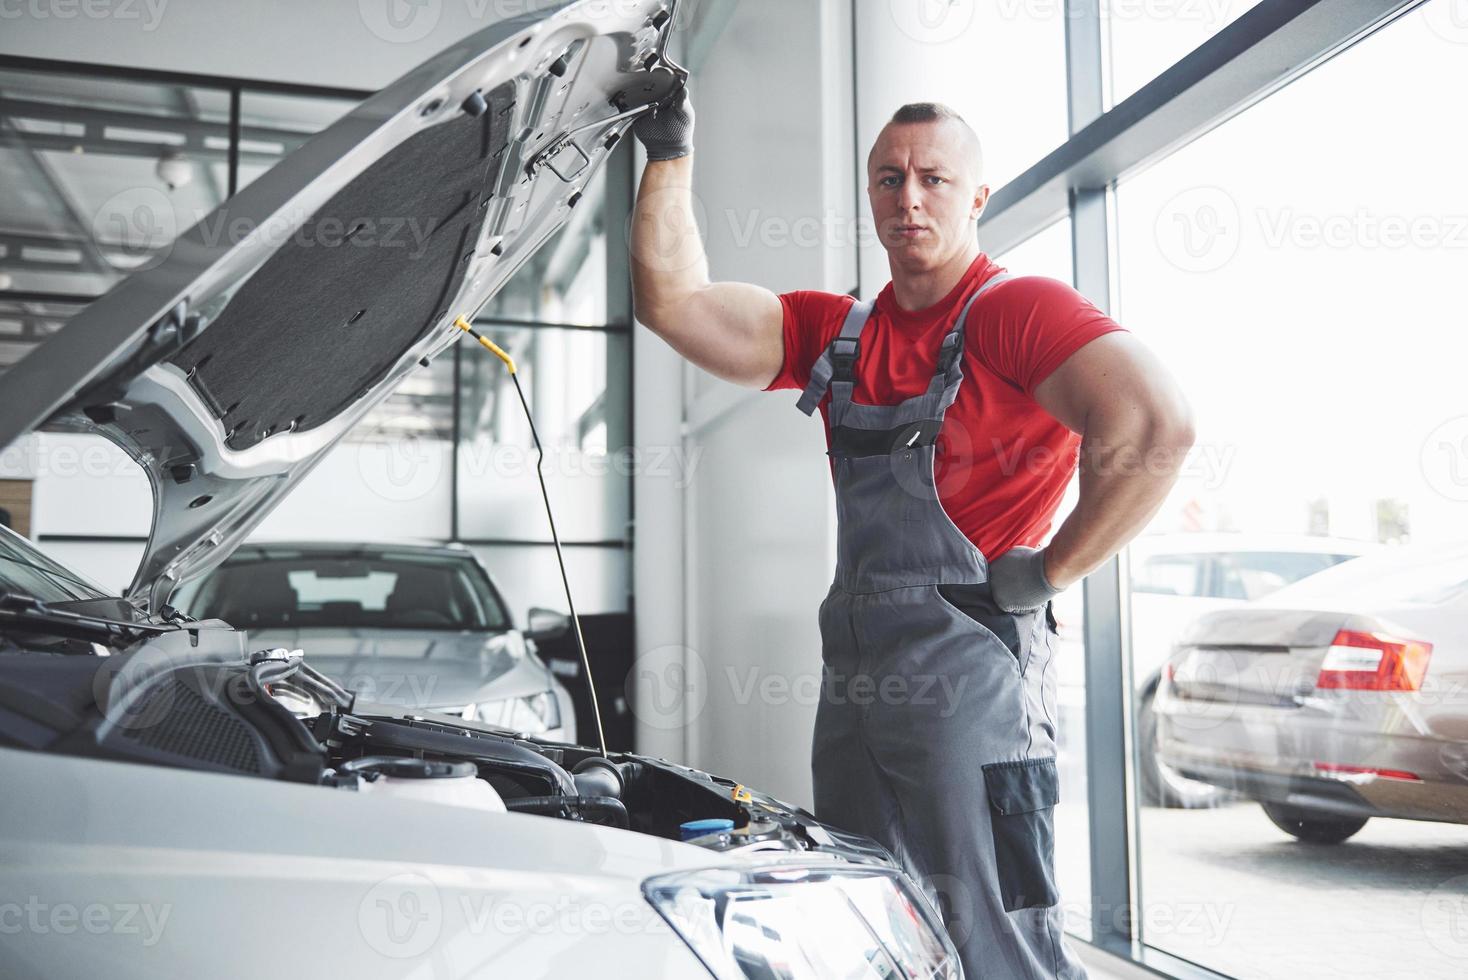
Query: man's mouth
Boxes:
[{"xmin": 893, "ymin": 224, "xmax": 927, "ymax": 239}]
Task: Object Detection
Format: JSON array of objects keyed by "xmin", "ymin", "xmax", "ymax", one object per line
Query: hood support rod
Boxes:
[{"xmin": 455, "ymin": 316, "xmax": 608, "ymax": 758}]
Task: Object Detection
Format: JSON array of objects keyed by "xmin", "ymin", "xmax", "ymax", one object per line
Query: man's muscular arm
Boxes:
[
  {"xmin": 630, "ymin": 88, "xmax": 786, "ymax": 389},
  {"xmin": 1029, "ymin": 331, "xmax": 1196, "ymax": 592}
]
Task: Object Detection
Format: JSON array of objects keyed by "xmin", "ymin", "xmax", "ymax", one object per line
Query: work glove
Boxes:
[
  {"xmin": 633, "ymin": 84, "xmax": 694, "ymax": 161},
  {"xmin": 987, "ymin": 545, "xmax": 1062, "ymax": 614}
]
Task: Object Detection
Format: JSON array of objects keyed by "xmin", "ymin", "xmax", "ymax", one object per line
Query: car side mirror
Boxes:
[{"xmin": 525, "ymin": 606, "xmax": 570, "ymax": 642}]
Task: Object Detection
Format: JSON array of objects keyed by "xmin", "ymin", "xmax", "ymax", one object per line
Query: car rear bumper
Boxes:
[{"xmin": 1155, "ymin": 690, "xmax": 1468, "ymax": 824}]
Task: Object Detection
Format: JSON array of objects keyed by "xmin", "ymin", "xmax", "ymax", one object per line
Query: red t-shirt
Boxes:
[{"xmin": 764, "ymin": 252, "xmax": 1126, "ymax": 561}]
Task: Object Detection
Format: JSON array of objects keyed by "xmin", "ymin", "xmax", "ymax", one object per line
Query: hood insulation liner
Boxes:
[{"xmin": 172, "ymin": 80, "xmax": 516, "ymax": 452}]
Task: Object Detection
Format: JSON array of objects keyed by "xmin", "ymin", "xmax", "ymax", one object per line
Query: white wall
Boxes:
[
  {"xmin": 631, "ymin": 0, "xmax": 853, "ymax": 809},
  {"xmin": 15, "ymin": 432, "xmax": 453, "ymax": 596}
]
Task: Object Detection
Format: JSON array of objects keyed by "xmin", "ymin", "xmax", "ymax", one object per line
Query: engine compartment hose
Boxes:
[{"xmin": 504, "ymin": 794, "xmax": 628, "ymax": 830}]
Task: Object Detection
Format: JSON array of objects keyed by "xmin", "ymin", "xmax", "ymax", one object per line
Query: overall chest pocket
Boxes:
[{"xmin": 982, "ymin": 756, "xmax": 1061, "ymax": 912}]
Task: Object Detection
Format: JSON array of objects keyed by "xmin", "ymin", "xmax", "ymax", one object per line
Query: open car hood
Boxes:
[{"xmin": 0, "ymin": 0, "xmax": 682, "ymax": 612}]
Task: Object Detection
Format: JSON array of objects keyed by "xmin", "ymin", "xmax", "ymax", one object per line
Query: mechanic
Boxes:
[{"xmin": 629, "ymin": 87, "xmax": 1194, "ymax": 979}]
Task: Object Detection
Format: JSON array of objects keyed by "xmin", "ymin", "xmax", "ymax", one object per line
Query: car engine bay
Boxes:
[{"xmin": 0, "ymin": 618, "xmax": 888, "ymax": 864}]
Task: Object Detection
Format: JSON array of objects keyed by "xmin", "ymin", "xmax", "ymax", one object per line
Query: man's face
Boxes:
[{"xmin": 867, "ymin": 119, "xmax": 989, "ymax": 272}]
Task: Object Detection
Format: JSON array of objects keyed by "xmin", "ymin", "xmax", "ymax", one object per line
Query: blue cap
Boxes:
[{"xmin": 679, "ymin": 818, "xmax": 735, "ymax": 841}]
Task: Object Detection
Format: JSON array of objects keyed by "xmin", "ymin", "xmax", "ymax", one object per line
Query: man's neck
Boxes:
[{"xmin": 889, "ymin": 242, "xmax": 982, "ymax": 312}]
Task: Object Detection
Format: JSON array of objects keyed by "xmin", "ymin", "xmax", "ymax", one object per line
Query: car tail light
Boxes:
[
  {"xmin": 1314, "ymin": 762, "xmax": 1421, "ymax": 781},
  {"xmin": 1316, "ymin": 629, "xmax": 1432, "ymax": 691}
]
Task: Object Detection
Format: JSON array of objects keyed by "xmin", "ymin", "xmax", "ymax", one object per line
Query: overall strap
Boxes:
[
  {"xmin": 929, "ymin": 271, "xmax": 1012, "ymax": 391},
  {"xmin": 796, "ymin": 296, "xmax": 874, "ymax": 416}
]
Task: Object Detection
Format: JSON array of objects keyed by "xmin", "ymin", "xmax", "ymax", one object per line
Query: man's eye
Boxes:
[{"xmin": 881, "ymin": 176, "xmax": 900, "ymax": 187}]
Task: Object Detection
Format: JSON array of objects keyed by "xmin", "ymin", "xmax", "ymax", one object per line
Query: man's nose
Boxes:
[{"xmin": 898, "ymin": 176, "xmax": 922, "ymax": 212}]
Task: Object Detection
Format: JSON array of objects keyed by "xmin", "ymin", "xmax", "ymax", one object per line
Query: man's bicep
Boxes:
[
  {"xmin": 1031, "ymin": 332, "xmax": 1190, "ymax": 437},
  {"xmin": 676, "ymin": 281, "xmax": 786, "ymax": 389}
]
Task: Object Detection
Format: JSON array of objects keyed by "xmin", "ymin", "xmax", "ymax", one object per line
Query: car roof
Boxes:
[
  {"xmin": 1128, "ymin": 532, "xmax": 1378, "ymax": 558},
  {"xmin": 226, "ymin": 540, "xmax": 476, "ymax": 561}
]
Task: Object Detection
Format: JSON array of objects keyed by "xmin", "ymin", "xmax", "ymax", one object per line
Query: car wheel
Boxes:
[
  {"xmin": 1136, "ymin": 682, "xmax": 1232, "ymax": 809},
  {"xmin": 1260, "ymin": 802, "xmax": 1369, "ymax": 844}
]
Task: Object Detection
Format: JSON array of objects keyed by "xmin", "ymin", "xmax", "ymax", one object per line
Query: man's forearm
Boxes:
[
  {"xmin": 1042, "ymin": 416, "xmax": 1196, "ymax": 590},
  {"xmin": 631, "ymin": 155, "xmax": 708, "ymax": 333}
]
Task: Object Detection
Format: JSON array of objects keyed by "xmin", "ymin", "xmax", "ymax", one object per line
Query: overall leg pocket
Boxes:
[{"xmin": 982, "ymin": 757, "xmax": 1060, "ymax": 912}]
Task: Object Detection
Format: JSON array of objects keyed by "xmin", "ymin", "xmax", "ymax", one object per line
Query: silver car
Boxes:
[
  {"xmin": 172, "ymin": 541, "xmax": 577, "ymax": 742},
  {"xmin": 1155, "ymin": 539, "xmax": 1468, "ymax": 843}
]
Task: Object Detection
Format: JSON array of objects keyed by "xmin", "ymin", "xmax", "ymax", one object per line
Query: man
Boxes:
[{"xmin": 630, "ymin": 89, "xmax": 1194, "ymax": 979}]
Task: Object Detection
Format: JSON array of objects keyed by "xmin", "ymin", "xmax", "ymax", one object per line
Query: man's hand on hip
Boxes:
[
  {"xmin": 634, "ymin": 85, "xmax": 694, "ymax": 161},
  {"xmin": 987, "ymin": 546, "xmax": 1062, "ymax": 614}
]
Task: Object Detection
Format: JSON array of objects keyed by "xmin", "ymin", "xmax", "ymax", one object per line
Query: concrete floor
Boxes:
[{"xmin": 1055, "ymin": 799, "xmax": 1468, "ymax": 980}]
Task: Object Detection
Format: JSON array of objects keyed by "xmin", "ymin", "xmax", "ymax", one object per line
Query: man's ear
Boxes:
[{"xmin": 971, "ymin": 183, "xmax": 991, "ymax": 219}]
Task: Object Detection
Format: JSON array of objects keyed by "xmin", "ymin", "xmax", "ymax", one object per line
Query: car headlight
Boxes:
[
  {"xmin": 643, "ymin": 862, "xmax": 960, "ymax": 979},
  {"xmin": 461, "ymin": 691, "xmax": 560, "ymax": 732}
]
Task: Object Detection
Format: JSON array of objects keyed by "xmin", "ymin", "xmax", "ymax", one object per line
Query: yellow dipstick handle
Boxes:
[{"xmin": 454, "ymin": 315, "xmax": 516, "ymax": 374}]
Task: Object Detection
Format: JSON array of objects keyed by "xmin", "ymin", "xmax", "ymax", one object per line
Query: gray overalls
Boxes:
[{"xmin": 798, "ymin": 272, "xmax": 1087, "ymax": 980}]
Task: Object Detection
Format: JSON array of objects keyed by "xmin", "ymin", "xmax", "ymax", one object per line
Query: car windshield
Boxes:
[
  {"xmin": 178, "ymin": 551, "xmax": 510, "ymax": 631},
  {"xmin": 0, "ymin": 524, "xmax": 111, "ymax": 603}
]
